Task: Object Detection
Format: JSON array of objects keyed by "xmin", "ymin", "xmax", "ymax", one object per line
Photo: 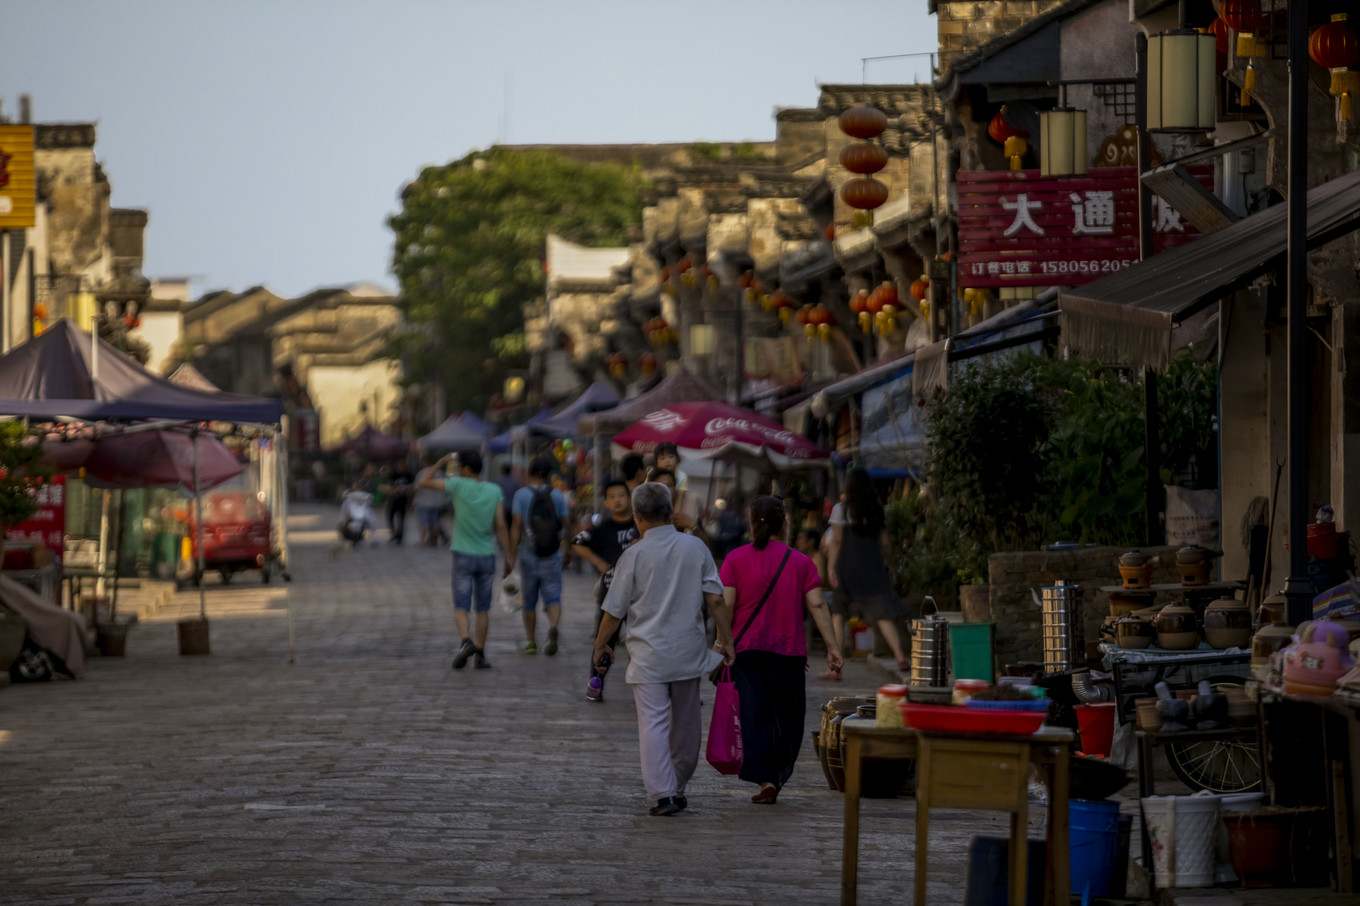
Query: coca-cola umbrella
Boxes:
[{"xmin": 612, "ymin": 401, "xmax": 829, "ymax": 468}]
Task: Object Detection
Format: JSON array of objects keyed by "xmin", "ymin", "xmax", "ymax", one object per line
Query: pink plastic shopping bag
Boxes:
[{"xmin": 706, "ymin": 666, "xmax": 743, "ymax": 775}]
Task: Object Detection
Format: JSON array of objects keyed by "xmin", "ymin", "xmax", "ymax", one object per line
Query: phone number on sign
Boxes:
[{"xmin": 1038, "ymin": 258, "xmax": 1138, "ymax": 275}]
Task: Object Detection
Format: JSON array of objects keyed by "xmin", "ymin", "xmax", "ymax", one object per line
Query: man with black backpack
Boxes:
[{"xmin": 509, "ymin": 456, "xmax": 570, "ymax": 656}]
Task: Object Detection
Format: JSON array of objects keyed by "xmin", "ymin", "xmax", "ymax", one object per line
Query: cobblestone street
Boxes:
[{"xmin": 1, "ymin": 505, "xmax": 1024, "ymax": 905}]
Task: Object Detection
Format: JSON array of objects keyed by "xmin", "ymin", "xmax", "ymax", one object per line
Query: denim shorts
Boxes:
[
  {"xmin": 519, "ymin": 550, "xmax": 563, "ymax": 610},
  {"xmin": 452, "ymin": 552, "xmax": 496, "ymax": 612},
  {"xmin": 418, "ymin": 507, "xmax": 442, "ymax": 528}
]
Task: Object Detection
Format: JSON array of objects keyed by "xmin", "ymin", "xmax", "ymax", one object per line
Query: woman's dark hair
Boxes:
[
  {"xmin": 749, "ymin": 495, "xmax": 787, "ymax": 550},
  {"xmin": 620, "ymin": 454, "xmax": 647, "ymax": 482},
  {"xmin": 843, "ymin": 468, "xmax": 884, "ymax": 536}
]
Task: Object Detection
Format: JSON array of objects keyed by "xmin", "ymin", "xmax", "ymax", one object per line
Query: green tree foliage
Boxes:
[
  {"xmin": 0, "ymin": 422, "xmax": 48, "ymax": 529},
  {"xmin": 903, "ymin": 349, "xmax": 1217, "ymax": 594},
  {"xmin": 388, "ymin": 148, "xmax": 646, "ymax": 412}
]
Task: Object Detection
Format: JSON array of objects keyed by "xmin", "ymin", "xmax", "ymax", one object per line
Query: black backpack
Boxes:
[{"xmin": 528, "ymin": 486, "xmax": 563, "ymax": 557}]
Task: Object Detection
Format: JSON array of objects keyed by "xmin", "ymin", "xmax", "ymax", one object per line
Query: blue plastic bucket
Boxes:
[{"xmin": 1069, "ymin": 798, "xmax": 1121, "ymax": 898}]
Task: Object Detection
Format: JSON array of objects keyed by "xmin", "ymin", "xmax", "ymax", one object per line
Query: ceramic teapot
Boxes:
[
  {"xmin": 1203, "ymin": 598, "xmax": 1253, "ymax": 650},
  {"xmin": 1155, "ymin": 601, "xmax": 1200, "ymax": 650},
  {"xmin": 1115, "ymin": 615, "xmax": 1156, "ymax": 649}
]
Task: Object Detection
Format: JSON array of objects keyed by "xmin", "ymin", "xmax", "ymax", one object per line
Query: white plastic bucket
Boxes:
[{"xmin": 1141, "ymin": 794, "xmax": 1221, "ymax": 888}]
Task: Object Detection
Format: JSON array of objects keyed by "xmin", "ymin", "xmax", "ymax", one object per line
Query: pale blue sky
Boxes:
[{"xmin": 3, "ymin": 1, "xmax": 936, "ymax": 297}]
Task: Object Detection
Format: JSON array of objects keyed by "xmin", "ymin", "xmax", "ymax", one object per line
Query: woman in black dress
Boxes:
[{"xmin": 827, "ymin": 468, "xmax": 910, "ymax": 673}]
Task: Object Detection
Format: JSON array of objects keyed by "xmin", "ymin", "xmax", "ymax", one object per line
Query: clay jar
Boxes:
[
  {"xmin": 1251, "ymin": 622, "xmax": 1295, "ymax": 669},
  {"xmin": 1115, "ymin": 615, "xmax": 1156, "ymax": 649},
  {"xmin": 1257, "ymin": 593, "xmax": 1288, "ymax": 630},
  {"xmin": 1203, "ymin": 598, "xmax": 1253, "ymax": 650},
  {"xmin": 1119, "ymin": 550, "xmax": 1155, "ymax": 589},
  {"xmin": 1155, "ymin": 601, "xmax": 1200, "ymax": 650},
  {"xmin": 1176, "ymin": 546, "xmax": 1221, "ymax": 586}
]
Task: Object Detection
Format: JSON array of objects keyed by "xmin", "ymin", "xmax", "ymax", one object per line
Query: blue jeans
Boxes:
[
  {"xmin": 519, "ymin": 550, "xmax": 563, "ymax": 611},
  {"xmin": 452, "ymin": 552, "xmax": 495, "ymax": 612}
]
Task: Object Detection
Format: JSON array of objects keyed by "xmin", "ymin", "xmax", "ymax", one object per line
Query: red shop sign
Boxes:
[
  {"xmin": 6, "ymin": 475, "xmax": 67, "ymax": 564},
  {"xmin": 957, "ymin": 166, "xmax": 1212, "ymax": 288}
]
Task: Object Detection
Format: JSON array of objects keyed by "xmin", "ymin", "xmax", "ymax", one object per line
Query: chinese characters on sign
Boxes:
[
  {"xmin": 6, "ymin": 476, "xmax": 67, "ymax": 564},
  {"xmin": 957, "ymin": 166, "xmax": 1211, "ymax": 288},
  {"xmin": 0, "ymin": 125, "xmax": 36, "ymax": 230}
]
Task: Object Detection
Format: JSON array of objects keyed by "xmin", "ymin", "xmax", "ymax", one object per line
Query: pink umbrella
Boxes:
[
  {"xmin": 83, "ymin": 429, "xmax": 243, "ymax": 491},
  {"xmin": 612, "ymin": 401, "xmax": 828, "ymax": 466}
]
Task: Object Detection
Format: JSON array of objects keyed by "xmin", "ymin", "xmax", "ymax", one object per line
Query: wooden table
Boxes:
[{"xmin": 840, "ymin": 722, "xmax": 1073, "ymax": 906}]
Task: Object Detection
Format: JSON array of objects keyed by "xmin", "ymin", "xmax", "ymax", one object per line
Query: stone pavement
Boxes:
[{"xmin": 2, "ymin": 504, "xmax": 1039, "ymax": 906}]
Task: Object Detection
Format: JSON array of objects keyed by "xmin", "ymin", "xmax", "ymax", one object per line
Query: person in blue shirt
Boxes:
[{"xmin": 509, "ymin": 456, "xmax": 570, "ymax": 655}]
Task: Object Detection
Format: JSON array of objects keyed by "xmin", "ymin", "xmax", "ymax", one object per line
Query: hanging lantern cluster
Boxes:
[
  {"xmin": 701, "ymin": 262, "xmax": 718, "ymax": 290},
  {"xmin": 1219, "ymin": 0, "xmax": 1264, "ymax": 103},
  {"xmin": 605, "ymin": 352, "xmax": 628, "ymax": 379},
  {"xmin": 738, "ymin": 270, "xmax": 768, "ymax": 307},
  {"xmin": 1310, "ymin": 13, "xmax": 1359, "ymax": 139},
  {"xmin": 849, "ymin": 282, "xmax": 901, "ymax": 335},
  {"xmin": 838, "ymin": 105, "xmax": 889, "ymax": 228},
  {"xmin": 677, "ymin": 255, "xmax": 697, "ymax": 288},
  {"xmin": 988, "ymin": 106, "xmax": 1030, "ymax": 171},
  {"xmin": 639, "ymin": 352, "xmax": 658, "ymax": 375},
  {"xmin": 765, "ymin": 288, "xmax": 795, "ymax": 324},
  {"xmin": 644, "ymin": 317, "xmax": 676, "ymax": 345},
  {"xmin": 796, "ymin": 304, "xmax": 836, "ymax": 344},
  {"xmin": 32, "ymin": 302, "xmax": 48, "ymax": 338},
  {"xmin": 909, "ymin": 275, "xmax": 930, "ymax": 319}
]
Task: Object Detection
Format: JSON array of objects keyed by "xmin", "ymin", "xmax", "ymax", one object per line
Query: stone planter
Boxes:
[{"xmin": 959, "ymin": 584, "xmax": 991, "ymax": 622}]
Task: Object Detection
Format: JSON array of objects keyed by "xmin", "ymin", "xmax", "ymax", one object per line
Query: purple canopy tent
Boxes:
[
  {"xmin": 330, "ymin": 425, "xmax": 409, "ymax": 460},
  {"xmin": 0, "ymin": 319, "xmax": 282, "ymax": 423}
]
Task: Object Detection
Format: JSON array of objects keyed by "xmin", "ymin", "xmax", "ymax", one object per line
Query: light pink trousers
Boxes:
[{"xmin": 630, "ymin": 677, "xmax": 703, "ymax": 802}]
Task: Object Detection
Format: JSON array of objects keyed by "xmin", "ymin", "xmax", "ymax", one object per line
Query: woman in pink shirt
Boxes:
[{"xmin": 719, "ymin": 496, "xmax": 843, "ymax": 804}]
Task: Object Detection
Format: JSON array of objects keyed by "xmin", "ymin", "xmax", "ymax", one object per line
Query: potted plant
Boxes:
[{"xmin": 0, "ymin": 424, "xmax": 50, "ymax": 659}]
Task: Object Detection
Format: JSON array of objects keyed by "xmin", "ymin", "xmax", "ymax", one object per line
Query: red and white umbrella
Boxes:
[
  {"xmin": 83, "ymin": 429, "xmax": 243, "ymax": 492},
  {"xmin": 613, "ymin": 401, "xmax": 828, "ymax": 467}
]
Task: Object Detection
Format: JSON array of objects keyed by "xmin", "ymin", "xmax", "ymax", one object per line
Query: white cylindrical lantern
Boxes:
[
  {"xmin": 1039, "ymin": 108, "xmax": 1088, "ymax": 176},
  {"xmin": 1147, "ymin": 30, "xmax": 1217, "ymax": 132},
  {"xmin": 690, "ymin": 323, "xmax": 716, "ymax": 357}
]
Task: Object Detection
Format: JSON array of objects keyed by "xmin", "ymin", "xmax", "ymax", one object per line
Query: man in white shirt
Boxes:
[{"xmin": 593, "ymin": 482, "xmax": 734, "ymax": 816}]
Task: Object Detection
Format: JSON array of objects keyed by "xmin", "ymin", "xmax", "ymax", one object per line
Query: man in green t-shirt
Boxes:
[{"xmin": 418, "ymin": 449, "xmax": 513, "ymax": 670}]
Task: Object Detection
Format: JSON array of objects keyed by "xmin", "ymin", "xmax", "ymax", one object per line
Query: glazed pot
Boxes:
[
  {"xmin": 1109, "ymin": 591, "xmax": 1153, "ymax": 617},
  {"xmin": 1203, "ymin": 598, "xmax": 1253, "ymax": 650},
  {"xmin": 1251, "ymin": 622, "xmax": 1295, "ymax": 669},
  {"xmin": 1120, "ymin": 550, "xmax": 1152, "ymax": 567},
  {"xmin": 1178, "ymin": 560, "xmax": 1211, "ymax": 586},
  {"xmin": 1175, "ymin": 545, "xmax": 1223, "ymax": 564},
  {"xmin": 1257, "ymin": 593, "xmax": 1287, "ymax": 630},
  {"xmin": 1115, "ymin": 615, "xmax": 1156, "ymax": 649},
  {"xmin": 1155, "ymin": 602, "xmax": 1199, "ymax": 650},
  {"xmin": 1118, "ymin": 550, "xmax": 1155, "ymax": 588}
]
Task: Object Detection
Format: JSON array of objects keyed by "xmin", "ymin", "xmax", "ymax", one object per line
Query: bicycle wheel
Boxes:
[{"xmin": 1165, "ymin": 678, "xmax": 1261, "ymax": 793}]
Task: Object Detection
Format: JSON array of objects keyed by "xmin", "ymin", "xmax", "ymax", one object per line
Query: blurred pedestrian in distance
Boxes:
[
  {"xmin": 418, "ymin": 450, "xmax": 511, "ymax": 670},
  {"xmin": 572, "ymin": 479, "xmax": 638, "ymax": 702},
  {"xmin": 796, "ymin": 528, "xmax": 840, "ymax": 679},
  {"xmin": 593, "ymin": 482, "xmax": 733, "ymax": 816},
  {"xmin": 649, "ymin": 468, "xmax": 709, "ymax": 545},
  {"xmin": 619, "ymin": 453, "xmax": 647, "ymax": 492},
  {"xmin": 382, "ymin": 462, "xmax": 414, "ymax": 545},
  {"xmin": 413, "ymin": 455, "xmax": 449, "ymax": 547},
  {"xmin": 828, "ymin": 468, "xmax": 910, "ymax": 673},
  {"xmin": 721, "ymin": 496, "xmax": 842, "ymax": 803},
  {"xmin": 510, "ymin": 456, "xmax": 569, "ymax": 656},
  {"xmin": 496, "ymin": 463, "xmax": 519, "ymax": 514},
  {"xmin": 653, "ymin": 442, "xmax": 688, "ymax": 513}
]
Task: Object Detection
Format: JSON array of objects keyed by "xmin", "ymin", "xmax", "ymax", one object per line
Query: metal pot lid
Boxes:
[{"xmin": 1120, "ymin": 550, "xmax": 1152, "ymax": 566}]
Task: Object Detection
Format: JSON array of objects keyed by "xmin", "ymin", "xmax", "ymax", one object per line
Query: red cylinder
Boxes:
[
  {"xmin": 839, "ymin": 142, "xmax": 888, "ymax": 174},
  {"xmin": 841, "ymin": 177, "xmax": 889, "ymax": 210},
  {"xmin": 838, "ymin": 106, "xmax": 887, "ymax": 139}
]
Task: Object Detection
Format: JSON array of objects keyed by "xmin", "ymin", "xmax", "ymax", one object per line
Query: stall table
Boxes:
[{"xmin": 840, "ymin": 722, "xmax": 1074, "ymax": 906}]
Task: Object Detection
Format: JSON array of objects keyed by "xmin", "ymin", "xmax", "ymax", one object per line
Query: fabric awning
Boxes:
[{"xmin": 1060, "ymin": 169, "xmax": 1360, "ymax": 370}]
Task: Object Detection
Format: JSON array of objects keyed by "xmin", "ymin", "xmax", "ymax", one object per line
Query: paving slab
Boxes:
[{"xmin": 3, "ymin": 504, "xmax": 1043, "ymax": 905}]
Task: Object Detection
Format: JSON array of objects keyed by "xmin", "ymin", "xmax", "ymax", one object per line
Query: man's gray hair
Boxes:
[{"xmin": 632, "ymin": 481, "xmax": 673, "ymax": 524}]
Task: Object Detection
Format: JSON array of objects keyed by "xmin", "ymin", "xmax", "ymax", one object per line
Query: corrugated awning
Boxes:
[{"xmin": 1060, "ymin": 169, "xmax": 1360, "ymax": 371}]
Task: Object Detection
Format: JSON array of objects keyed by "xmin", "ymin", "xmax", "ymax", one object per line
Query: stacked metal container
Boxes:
[
  {"xmin": 1041, "ymin": 580, "xmax": 1085, "ymax": 673},
  {"xmin": 910, "ymin": 597, "xmax": 950, "ymax": 687}
]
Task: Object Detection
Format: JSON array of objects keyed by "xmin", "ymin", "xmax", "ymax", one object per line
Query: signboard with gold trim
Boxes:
[{"xmin": 0, "ymin": 126, "xmax": 36, "ymax": 230}]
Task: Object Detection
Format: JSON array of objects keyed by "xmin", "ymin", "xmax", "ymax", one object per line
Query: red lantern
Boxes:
[
  {"xmin": 909, "ymin": 276, "xmax": 929, "ymax": 302},
  {"xmin": 865, "ymin": 286, "xmax": 885, "ymax": 314},
  {"xmin": 849, "ymin": 290, "xmax": 868, "ymax": 314},
  {"xmin": 639, "ymin": 353, "xmax": 658, "ymax": 375},
  {"xmin": 1209, "ymin": 17, "xmax": 1230, "ymax": 55},
  {"xmin": 659, "ymin": 266, "xmax": 671, "ymax": 283},
  {"xmin": 809, "ymin": 305, "xmax": 833, "ymax": 326},
  {"xmin": 676, "ymin": 255, "xmax": 693, "ymax": 273},
  {"xmin": 839, "ymin": 142, "xmax": 888, "ymax": 174},
  {"xmin": 737, "ymin": 270, "xmax": 754, "ymax": 289},
  {"xmin": 987, "ymin": 106, "xmax": 1027, "ymax": 143},
  {"xmin": 1219, "ymin": 0, "xmax": 1261, "ymax": 36},
  {"xmin": 823, "ymin": 222, "xmax": 836, "ymax": 242},
  {"xmin": 875, "ymin": 281, "xmax": 899, "ymax": 311},
  {"xmin": 1310, "ymin": 13, "xmax": 1358, "ymax": 70},
  {"xmin": 838, "ymin": 106, "xmax": 887, "ymax": 139},
  {"xmin": 841, "ymin": 177, "xmax": 889, "ymax": 210}
]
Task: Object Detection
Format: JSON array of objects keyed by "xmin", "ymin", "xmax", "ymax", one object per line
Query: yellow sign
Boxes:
[{"xmin": 0, "ymin": 126, "xmax": 36, "ymax": 230}]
